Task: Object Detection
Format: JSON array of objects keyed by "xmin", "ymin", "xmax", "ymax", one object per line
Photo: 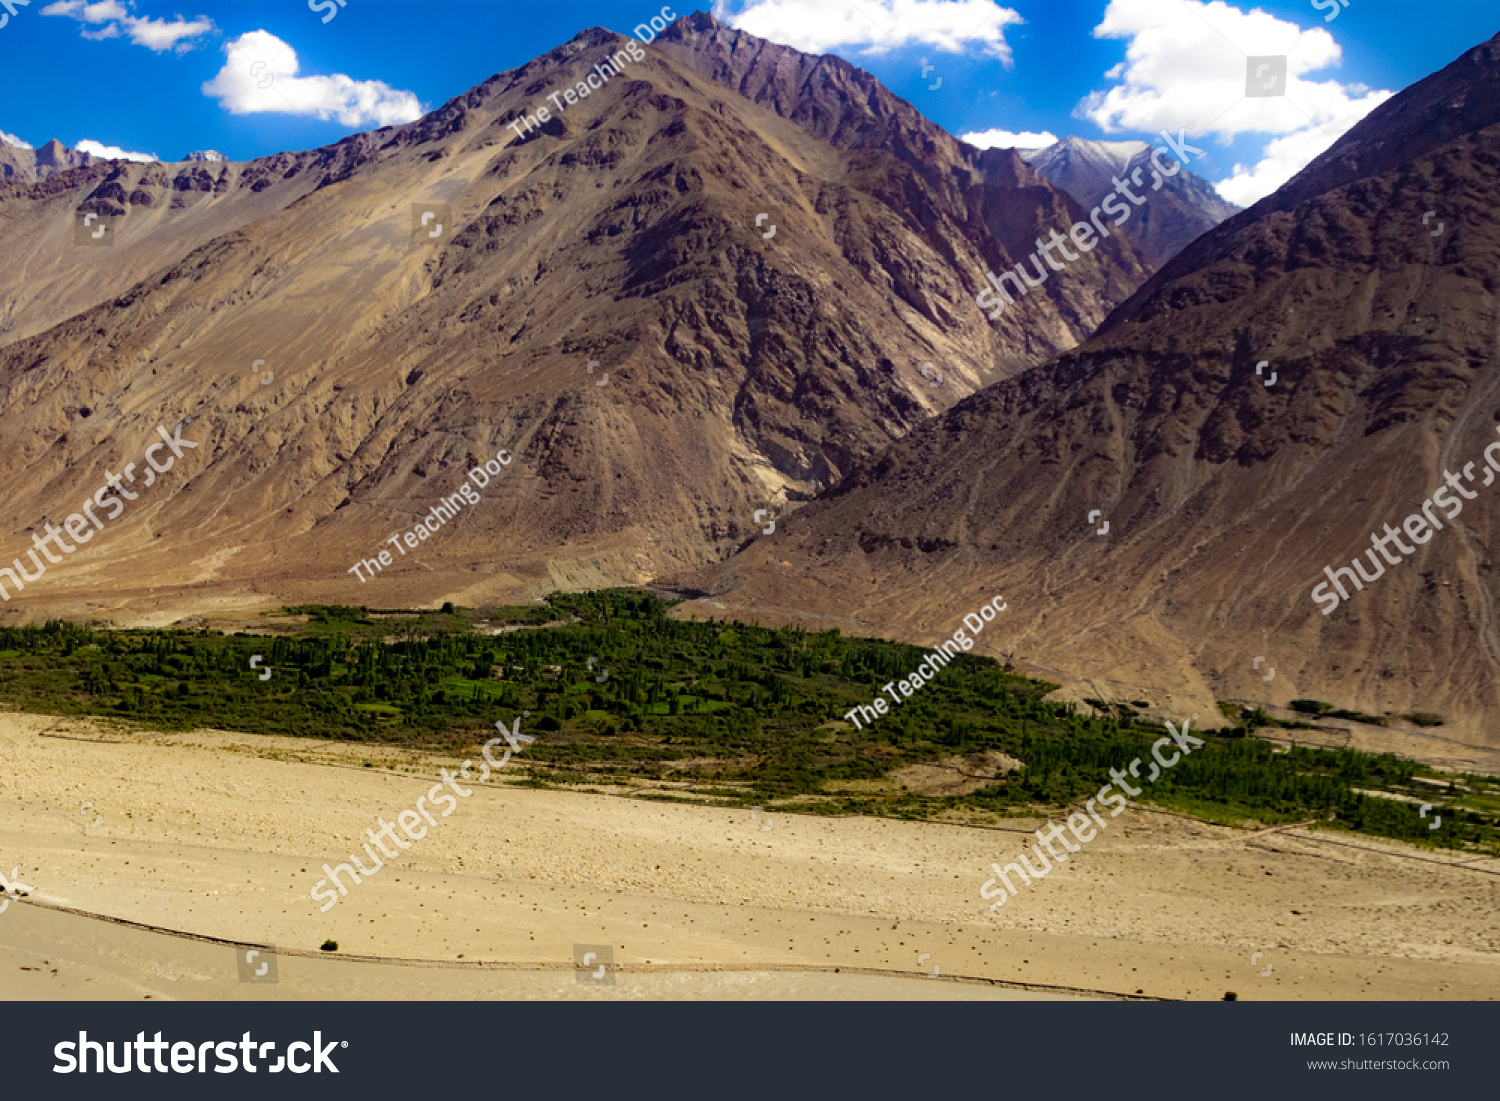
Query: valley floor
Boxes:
[{"xmin": 0, "ymin": 712, "xmax": 1495, "ymax": 1001}]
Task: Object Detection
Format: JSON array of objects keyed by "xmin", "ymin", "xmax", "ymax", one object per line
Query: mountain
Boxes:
[
  {"xmin": 0, "ymin": 138, "xmax": 97, "ymax": 183},
  {"xmin": 182, "ymin": 150, "xmax": 228, "ymax": 163},
  {"xmin": 0, "ymin": 12, "xmax": 1151, "ymax": 623},
  {"xmin": 647, "ymin": 11, "xmax": 1153, "ymax": 355},
  {"xmin": 673, "ymin": 31, "xmax": 1500, "ymax": 749},
  {"xmin": 1021, "ymin": 136, "xmax": 1240, "ymax": 264}
]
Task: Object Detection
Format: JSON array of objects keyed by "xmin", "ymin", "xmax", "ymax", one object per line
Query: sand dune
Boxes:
[{"xmin": 0, "ymin": 712, "xmax": 1495, "ymax": 1000}]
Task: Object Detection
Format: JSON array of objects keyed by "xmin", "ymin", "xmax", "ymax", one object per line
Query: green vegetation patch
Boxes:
[{"xmin": 0, "ymin": 597, "xmax": 1490, "ymax": 856}]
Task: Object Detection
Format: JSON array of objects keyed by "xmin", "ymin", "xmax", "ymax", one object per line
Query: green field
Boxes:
[{"xmin": 0, "ymin": 589, "xmax": 1493, "ymax": 855}]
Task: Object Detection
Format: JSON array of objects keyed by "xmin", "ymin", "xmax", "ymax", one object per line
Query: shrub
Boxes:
[
  {"xmin": 320, "ymin": 940, "xmax": 338, "ymax": 952},
  {"xmin": 1290, "ymin": 699, "xmax": 1333, "ymax": 714},
  {"xmin": 1329, "ymin": 708, "xmax": 1385, "ymax": 726}
]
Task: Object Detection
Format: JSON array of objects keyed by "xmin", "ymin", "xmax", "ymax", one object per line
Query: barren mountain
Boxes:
[
  {"xmin": 0, "ymin": 137, "xmax": 97, "ymax": 184},
  {"xmin": 0, "ymin": 12, "xmax": 1150, "ymax": 623},
  {"xmin": 675, "ymin": 31, "xmax": 1500, "ymax": 749},
  {"xmin": 1023, "ymin": 136, "xmax": 1240, "ymax": 264},
  {"xmin": 0, "ymin": 144, "xmax": 391, "ymax": 345}
]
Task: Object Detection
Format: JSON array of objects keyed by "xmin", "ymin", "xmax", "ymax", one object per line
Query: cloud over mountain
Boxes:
[
  {"xmin": 712, "ymin": 0, "xmax": 1023, "ymax": 62},
  {"xmin": 74, "ymin": 137, "xmax": 156, "ymax": 161},
  {"xmin": 1079, "ymin": 0, "xmax": 1392, "ymax": 205},
  {"xmin": 961, "ymin": 128, "xmax": 1059, "ymax": 150},
  {"xmin": 201, "ymin": 30, "xmax": 424, "ymax": 127}
]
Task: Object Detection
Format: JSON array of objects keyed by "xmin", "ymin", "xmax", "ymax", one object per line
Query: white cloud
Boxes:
[
  {"xmin": 961, "ymin": 128, "xmax": 1057, "ymax": 150},
  {"xmin": 1212, "ymin": 96, "xmax": 1387, "ymax": 205},
  {"xmin": 42, "ymin": 0, "xmax": 214, "ymax": 53},
  {"xmin": 1079, "ymin": 0, "xmax": 1392, "ymax": 205},
  {"xmin": 43, "ymin": 0, "xmax": 130, "ymax": 18},
  {"xmin": 0, "ymin": 130, "xmax": 33, "ymax": 150},
  {"xmin": 124, "ymin": 13, "xmax": 214, "ymax": 51},
  {"xmin": 202, "ymin": 30, "xmax": 424, "ymax": 128},
  {"xmin": 76, "ymin": 138, "xmax": 158, "ymax": 162},
  {"xmin": 712, "ymin": 0, "xmax": 1024, "ymax": 63}
]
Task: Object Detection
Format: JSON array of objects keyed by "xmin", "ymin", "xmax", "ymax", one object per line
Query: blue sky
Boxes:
[{"xmin": 0, "ymin": 1, "xmax": 1493, "ymax": 204}]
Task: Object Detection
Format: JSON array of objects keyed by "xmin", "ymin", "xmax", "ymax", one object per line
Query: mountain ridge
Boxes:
[
  {"xmin": 0, "ymin": 14, "xmax": 1153, "ymax": 626},
  {"xmin": 1021, "ymin": 135, "xmax": 1240, "ymax": 264},
  {"xmin": 672, "ymin": 29, "xmax": 1500, "ymax": 749}
]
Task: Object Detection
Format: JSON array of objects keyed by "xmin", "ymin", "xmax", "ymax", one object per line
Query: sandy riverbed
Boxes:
[{"xmin": 0, "ymin": 712, "xmax": 1495, "ymax": 1000}]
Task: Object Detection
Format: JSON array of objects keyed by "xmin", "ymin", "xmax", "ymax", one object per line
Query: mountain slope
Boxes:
[
  {"xmin": 0, "ymin": 143, "xmax": 396, "ymax": 345},
  {"xmin": 1022, "ymin": 136, "xmax": 1240, "ymax": 264},
  {"xmin": 652, "ymin": 12, "xmax": 1153, "ymax": 354},
  {"xmin": 673, "ymin": 31, "xmax": 1500, "ymax": 749},
  {"xmin": 0, "ymin": 15, "xmax": 1150, "ymax": 622}
]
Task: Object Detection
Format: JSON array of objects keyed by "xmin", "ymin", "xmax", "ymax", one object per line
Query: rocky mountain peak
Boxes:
[{"xmin": 1021, "ymin": 135, "xmax": 1239, "ymax": 264}]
